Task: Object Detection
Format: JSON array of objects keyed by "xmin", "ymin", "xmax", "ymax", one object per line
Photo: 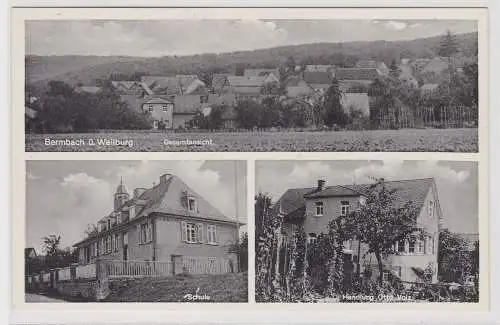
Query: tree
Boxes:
[
  {"xmin": 321, "ymin": 78, "xmax": 349, "ymax": 127},
  {"xmin": 84, "ymin": 224, "xmax": 99, "ymax": 238},
  {"xmin": 340, "ymin": 178, "xmax": 421, "ymax": 284},
  {"xmin": 438, "ymin": 30, "xmax": 459, "ymax": 58},
  {"xmin": 235, "ymin": 99, "xmax": 262, "ymax": 129},
  {"xmin": 42, "ymin": 234, "xmax": 62, "ymax": 256},
  {"xmin": 188, "ymin": 104, "xmax": 226, "ymax": 130},
  {"xmin": 229, "ymin": 232, "xmax": 248, "ymax": 272},
  {"xmin": 389, "ymin": 59, "xmax": 401, "ymax": 79},
  {"xmin": 438, "ymin": 229, "xmax": 473, "ymax": 283}
]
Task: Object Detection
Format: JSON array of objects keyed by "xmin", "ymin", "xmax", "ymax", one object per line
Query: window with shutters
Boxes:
[
  {"xmin": 184, "ymin": 222, "xmax": 198, "ymax": 243},
  {"xmin": 207, "ymin": 225, "xmax": 217, "ymax": 244}
]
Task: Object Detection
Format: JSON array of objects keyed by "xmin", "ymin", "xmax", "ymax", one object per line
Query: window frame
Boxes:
[
  {"xmin": 408, "ymin": 237, "xmax": 416, "ymax": 254},
  {"xmin": 307, "ymin": 233, "xmax": 317, "ymax": 246},
  {"xmin": 340, "ymin": 201, "xmax": 350, "ymax": 216},
  {"xmin": 185, "ymin": 222, "xmax": 198, "ymax": 243},
  {"xmin": 207, "ymin": 225, "xmax": 218, "ymax": 245},
  {"xmin": 188, "ymin": 197, "xmax": 197, "ymax": 212},
  {"xmin": 315, "ymin": 202, "xmax": 324, "ymax": 217},
  {"xmin": 162, "ymin": 104, "xmax": 169, "ymax": 112}
]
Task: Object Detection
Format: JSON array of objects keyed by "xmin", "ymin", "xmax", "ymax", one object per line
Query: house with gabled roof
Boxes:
[
  {"xmin": 141, "ymin": 75, "xmax": 207, "ymax": 96},
  {"xmin": 336, "ymin": 68, "xmax": 381, "ymax": 92},
  {"xmin": 111, "ymin": 81, "xmax": 153, "ymax": 97},
  {"xmin": 355, "ymin": 60, "xmax": 389, "ymax": 75},
  {"xmin": 73, "ymin": 173, "xmax": 242, "ymax": 274},
  {"xmin": 244, "ymin": 68, "xmax": 280, "ymax": 78},
  {"xmin": 273, "ymin": 177, "xmax": 442, "ymax": 284}
]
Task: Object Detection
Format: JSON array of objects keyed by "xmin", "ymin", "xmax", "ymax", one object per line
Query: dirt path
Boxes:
[{"xmin": 25, "ymin": 293, "xmax": 67, "ymax": 302}]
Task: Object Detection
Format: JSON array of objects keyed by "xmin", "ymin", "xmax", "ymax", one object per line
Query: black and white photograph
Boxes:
[
  {"xmin": 24, "ymin": 18, "xmax": 480, "ymax": 152},
  {"xmin": 24, "ymin": 160, "xmax": 248, "ymax": 302},
  {"xmin": 255, "ymin": 160, "xmax": 479, "ymax": 303}
]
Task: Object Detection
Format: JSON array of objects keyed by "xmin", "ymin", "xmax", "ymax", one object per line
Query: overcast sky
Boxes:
[
  {"xmin": 25, "ymin": 20, "xmax": 477, "ymax": 57},
  {"xmin": 256, "ymin": 160, "xmax": 478, "ymax": 234},
  {"xmin": 26, "ymin": 160, "xmax": 246, "ymax": 253}
]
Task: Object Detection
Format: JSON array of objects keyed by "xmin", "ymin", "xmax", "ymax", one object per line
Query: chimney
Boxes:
[
  {"xmin": 159, "ymin": 173, "xmax": 172, "ymax": 184},
  {"xmin": 317, "ymin": 179, "xmax": 326, "ymax": 191},
  {"xmin": 133, "ymin": 188, "xmax": 147, "ymax": 199}
]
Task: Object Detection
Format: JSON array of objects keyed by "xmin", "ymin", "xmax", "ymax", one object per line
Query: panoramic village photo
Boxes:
[
  {"xmin": 24, "ymin": 160, "xmax": 248, "ymax": 302},
  {"xmin": 255, "ymin": 160, "xmax": 479, "ymax": 303},
  {"xmin": 24, "ymin": 19, "xmax": 478, "ymax": 152}
]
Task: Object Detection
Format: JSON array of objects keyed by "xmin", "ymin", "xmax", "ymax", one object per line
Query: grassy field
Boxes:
[
  {"xmin": 26, "ymin": 128, "xmax": 478, "ymax": 152},
  {"xmin": 104, "ymin": 272, "xmax": 248, "ymax": 302}
]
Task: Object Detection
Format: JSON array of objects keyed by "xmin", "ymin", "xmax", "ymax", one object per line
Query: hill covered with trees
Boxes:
[{"xmin": 26, "ymin": 32, "xmax": 478, "ymax": 88}]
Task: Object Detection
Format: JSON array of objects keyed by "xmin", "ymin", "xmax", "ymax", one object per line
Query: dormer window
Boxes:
[
  {"xmin": 340, "ymin": 201, "xmax": 350, "ymax": 216},
  {"xmin": 188, "ymin": 197, "xmax": 197, "ymax": 212},
  {"xmin": 315, "ymin": 202, "xmax": 324, "ymax": 216}
]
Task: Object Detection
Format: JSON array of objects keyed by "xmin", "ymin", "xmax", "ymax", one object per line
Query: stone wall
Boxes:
[{"xmin": 55, "ymin": 279, "xmax": 99, "ymax": 300}]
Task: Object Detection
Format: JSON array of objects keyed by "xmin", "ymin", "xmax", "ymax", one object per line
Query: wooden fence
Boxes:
[
  {"xmin": 26, "ymin": 257, "xmax": 233, "ymax": 290},
  {"xmin": 181, "ymin": 256, "xmax": 232, "ymax": 275},
  {"xmin": 105, "ymin": 260, "xmax": 172, "ymax": 278},
  {"xmin": 377, "ymin": 105, "xmax": 478, "ymax": 129}
]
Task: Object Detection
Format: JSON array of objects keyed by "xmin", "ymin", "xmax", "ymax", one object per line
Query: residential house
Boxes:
[
  {"xmin": 273, "ymin": 178, "xmax": 442, "ymax": 283},
  {"xmin": 304, "ymin": 65, "xmax": 336, "ymax": 74},
  {"xmin": 111, "ymin": 81, "xmax": 153, "ymax": 97},
  {"xmin": 355, "ymin": 60, "xmax": 389, "ymax": 75},
  {"xmin": 335, "ymin": 68, "xmax": 381, "ymax": 92},
  {"xmin": 141, "ymin": 98, "xmax": 175, "ymax": 129},
  {"xmin": 25, "ymin": 248, "xmax": 37, "ymax": 259},
  {"xmin": 141, "ymin": 75, "xmax": 207, "ymax": 96},
  {"xmin": 420, "ymin": 83, "xmax": 439, "ymax": 97},
  {"xmin": 224, "ymin": 75, "xmax": 278, "ymax": 98},
  {"xmin": 303, "ymin": 71, "xmax": 334, "ymax": 92},
  {"xmin": 140, "ymin": 93, "xmax": 238, "ymax": 129},
  {"xmin": 73, "ymin": 173, "xmax": 242, "ymax": 273}
]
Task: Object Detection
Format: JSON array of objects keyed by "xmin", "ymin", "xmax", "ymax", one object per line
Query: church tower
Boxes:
[{"xmin": 114, "ymin": 177, "xmax": 130, "ymax": 211}]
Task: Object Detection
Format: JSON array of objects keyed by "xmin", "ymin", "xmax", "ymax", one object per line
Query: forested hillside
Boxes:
[{"xmin": 26, "ymin": 32, "xmax": 477, "ymax": 88}]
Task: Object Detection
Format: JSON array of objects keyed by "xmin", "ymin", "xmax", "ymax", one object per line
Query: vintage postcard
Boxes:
[
  {"xmin": 255, "ymin": 160, "xmax": 484, "ymax": 304},
  {"xmin": 14, "ymin": 8, "xmax": 486, "ymax": 152},
  {"xmin": 9, "ymin": 6, "xmax": 491, "ymax": 320},
  {"xmin": 23, "ymin": 160, "xmax": 248, "ymax": 303}
]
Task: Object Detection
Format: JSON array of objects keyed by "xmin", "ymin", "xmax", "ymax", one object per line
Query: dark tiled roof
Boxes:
[
  {"xmin": 336, "ymin": 68, "xmax": 381, "ymax": 81},
  {"xmin": 244, "ymin": 69, "xmax": 279, "ymax": 77},
  {"xmin": 303, "ymin": 71, "xmax": 333, "ymax": 85},
  {"xmin": 305, "ymin": 185, "xmax": 359, "ymax": 198},
  {"xmin": 344, "ymin": 178, "xmax": 434, "ymax": 210},
  {"xmin": 277, "ymin": 178, "xmax": 435, "ymax": 218},
  {"xmin": 275, "ymin": 187, "xmax": 316, "ymax": 216},
  {"xmin": 74, "ymin": 174, "xmax": 239, "ymax": 247}
]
